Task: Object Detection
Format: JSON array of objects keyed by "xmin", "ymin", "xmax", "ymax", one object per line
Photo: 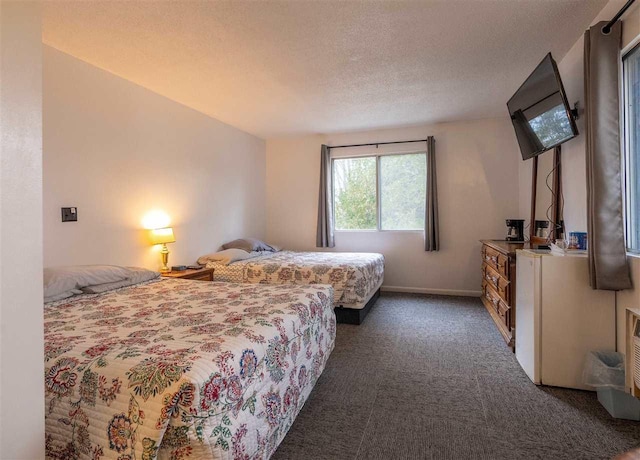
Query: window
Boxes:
[
  {"xmin": 333, "ymin": 157, "xmax": 377, "ymax": 230},
  {"xmin": 333, "ymin": 152, "xmax": 426, "ymax": 231},
  {"xmin": 624, "ymin": 44, "xmax": 640, "ymax": 252}
]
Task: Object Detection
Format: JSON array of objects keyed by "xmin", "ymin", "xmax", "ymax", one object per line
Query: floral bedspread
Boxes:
[
  {"xmin": 44, "ymin": 279, "xmax": 336, "ymax": 460},
  {"xmin": 208, "ymin": 251, "xmax": 384, "ymax": 308}
]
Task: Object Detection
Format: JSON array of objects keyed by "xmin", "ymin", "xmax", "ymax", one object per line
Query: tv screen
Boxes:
[{"xmin": 507, "ymin": 53, "xmax": 578, "ymax": 160}]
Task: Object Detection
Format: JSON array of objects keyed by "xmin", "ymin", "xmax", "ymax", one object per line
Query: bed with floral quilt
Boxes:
[
  {"xmin": 201, "ymin": 251, "xmax": 384, "ymax": 324},
  {"xmin": 44, "ymin": 278, "xmax": 336, "ymax": 460}
]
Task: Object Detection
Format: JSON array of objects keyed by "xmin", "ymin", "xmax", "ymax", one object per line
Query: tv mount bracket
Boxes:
[{"xmin": 570, "ymin": 102, "xmax": 580, "ymax": 120}]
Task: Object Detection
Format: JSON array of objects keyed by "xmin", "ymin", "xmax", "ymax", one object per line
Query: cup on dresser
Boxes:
[{"xmin": 568, "ymin": 232, "xmax": 587, "ymax": 250}]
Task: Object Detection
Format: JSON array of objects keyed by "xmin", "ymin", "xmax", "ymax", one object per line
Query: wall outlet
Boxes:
[{"xmin": 61, "ymin": 207, "xmax": 77, "ymax": 222}]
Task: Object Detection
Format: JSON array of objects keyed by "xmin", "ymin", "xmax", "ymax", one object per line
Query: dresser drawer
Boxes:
[
  {"xmin": 482, "ymin": 246, "xmax": 509, "ymax": 278},
  {"xmin": 483, "ymin": 282, "xmax": 511, "ymax": 329},
  {"xmin": 480, "ymin": 241, "xmax": 520, "ymax": 349},
  {"xmin": 483, "ymin": 263, "xmax": 510, "ymax": 304},
  {"xmin": 481, "ymin": 280, "xmax": 498, "ymax": 312}
]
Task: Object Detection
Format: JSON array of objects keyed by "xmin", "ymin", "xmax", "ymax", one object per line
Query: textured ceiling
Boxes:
[{"xmin": 43, "ymin": 0, "xmax": 607, "ymax": 138}]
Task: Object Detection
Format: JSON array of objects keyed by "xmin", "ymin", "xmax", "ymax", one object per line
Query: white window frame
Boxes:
[
  {"xmin": 331, "ymin": 150, "xmax": 427, "ymax": 233},
  {"xmin": 623, "ymin": 39, "xmax": 640, "ymax": 255}
]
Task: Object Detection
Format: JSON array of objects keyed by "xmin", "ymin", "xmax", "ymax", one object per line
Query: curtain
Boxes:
[
  {"xmin": 424, "ymin": 136, "xmax": 439, "ymax": 251},
  {"xmin": 584, "ymin": 21, "xmax": 631, "ymax": 290},
  {"xmin": 316, "ymin": 144, "xmax": 335, "ymax": 248}
]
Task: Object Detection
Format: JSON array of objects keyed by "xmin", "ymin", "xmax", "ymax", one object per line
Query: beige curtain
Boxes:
[
  {"xmin": 316, "ymin": 144, "xmax": 335, "ymax": 248},
  {"xmin": 424, "ymin": 136, "xmax": 439, "ymax": 251},
  {"xmin": 584, "ymin": 21, "xmax": 631, "ymax": 290}
]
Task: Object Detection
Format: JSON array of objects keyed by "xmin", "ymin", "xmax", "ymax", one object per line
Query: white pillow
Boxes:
[
  {"xmin": 44, "ymin": 265, "xmax": 132, "ymax": 299},
  {"xmin": 197, "ymin": 248, "xmax": 256, "ymax": 265}
]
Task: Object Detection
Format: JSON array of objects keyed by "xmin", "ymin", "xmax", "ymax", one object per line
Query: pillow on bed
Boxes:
[
  {"xmin": 197, "ymin": 248, "xmax": 256, "ymax": 265},
  {"xmin": 221, "ymin": 238, "xmax": 277, "ymax": 253},
  {"xmin": 80, "ymin": 279, "xmax": 132, "ymax": 294},
  {"xmin": 44, "ymin": 289, "xmax": 82, "ymax": 304},
  {"xmin": 44, "ymin": 265, "xmax": 133, "ymax": 299},
  {"xmin": 124, "ymin": 266, "xmax": 161, "ymax": 284},
  {"xmin": 80, "ymin": 267, "xmax": 160, "ymax": 294}
]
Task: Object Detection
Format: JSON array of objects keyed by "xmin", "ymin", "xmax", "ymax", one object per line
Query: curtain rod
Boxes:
[
  {"xmin": 328, "ymin": 139, "xmax": 429, "ymax": 150},
  {"xmin": 602, "ymin": 0, "xmax": 636, "ymax": 34}
]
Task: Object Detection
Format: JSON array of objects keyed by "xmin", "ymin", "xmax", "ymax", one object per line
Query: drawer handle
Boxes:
[
  {"xmin": 485, "ymin": 273, "xmax": 498, "ymax": 285},
  {"xmin": 485, "ymin": 255, "xmax": 505, "ymax": 269},
  {"xmin": 485, "ymin": 255, "xmax": 497, "ymax": 264}
]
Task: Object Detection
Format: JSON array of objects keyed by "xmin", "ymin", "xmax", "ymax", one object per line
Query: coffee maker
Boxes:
[
  {"xmin": 534, "ymin": 220, "xmax": 550, "ymax": 239},
  {"xmin": 505, "ymin": 219, "xmax": 525, "ymax": 242}
]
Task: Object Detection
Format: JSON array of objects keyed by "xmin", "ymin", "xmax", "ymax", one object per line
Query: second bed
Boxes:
[{"xmin": 200, "ymin": 250, "xmax": 384, "ymax": 324}]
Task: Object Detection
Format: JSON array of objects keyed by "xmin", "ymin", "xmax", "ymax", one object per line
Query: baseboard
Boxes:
[{"xmin": 381, "ymin": 285, "xmax": 481, "ymax": 297}]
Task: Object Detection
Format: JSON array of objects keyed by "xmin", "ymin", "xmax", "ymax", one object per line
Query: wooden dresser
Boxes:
[{"xmin": 480, "ymin": 240, "xmax": 525, "ymax": 349}]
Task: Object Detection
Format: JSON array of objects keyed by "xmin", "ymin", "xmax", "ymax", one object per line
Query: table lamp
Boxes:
[{"xmin": 149, "ymin": 227, "xmax": 175, "ymax": 272}]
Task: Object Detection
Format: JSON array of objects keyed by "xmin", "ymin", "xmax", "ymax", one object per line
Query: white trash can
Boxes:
[{"xmin": 583, "ymin": 351, "xmax": 640, "ymax": 421}]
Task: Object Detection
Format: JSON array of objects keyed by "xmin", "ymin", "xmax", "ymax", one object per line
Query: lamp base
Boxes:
[{"xmin": 160, "ymin": 244, "xmax": 170, "ymax": 272}]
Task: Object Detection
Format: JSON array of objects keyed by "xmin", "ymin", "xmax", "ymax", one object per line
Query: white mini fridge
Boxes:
[{"xmin": 515, "ymin": 250, "xmax": 616, "ymax": 390}]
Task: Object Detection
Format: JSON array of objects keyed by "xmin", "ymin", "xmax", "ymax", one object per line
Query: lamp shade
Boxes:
[{"xmin": 149, "ymin": 227, "xmax": 175, "ymax": 245}]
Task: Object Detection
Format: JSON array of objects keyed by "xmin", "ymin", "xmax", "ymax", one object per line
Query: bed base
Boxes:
[{"xmin": 334, "ymin": 288, "xmax": 380, "ymax": 325}]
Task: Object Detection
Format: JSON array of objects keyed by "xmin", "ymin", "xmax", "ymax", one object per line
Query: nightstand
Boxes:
[{"xmin": 160, "ymin": 267, "xmax": 214, "ymax": 281}]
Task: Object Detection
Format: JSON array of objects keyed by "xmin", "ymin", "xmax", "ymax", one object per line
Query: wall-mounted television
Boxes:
[{"xmin": 507, "ymin": 53, "xmax": 578, "ymax": 161}]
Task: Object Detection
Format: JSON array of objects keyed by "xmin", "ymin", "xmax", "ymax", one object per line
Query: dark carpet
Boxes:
[{"xmin": 273, "ymin": 292, "xmax": 640, "ymax": 460}]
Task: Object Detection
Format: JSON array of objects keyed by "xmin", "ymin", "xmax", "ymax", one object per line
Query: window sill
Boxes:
[
  {"xmin": 335, "ymin": 230, "xmax": 424, "ymax": 234},
  {"xmin": 627, "ymin": 251, "xmax": 640, "ymax": 259}
]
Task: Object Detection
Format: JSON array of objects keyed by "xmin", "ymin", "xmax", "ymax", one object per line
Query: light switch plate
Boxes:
[{"xmin": 61, "ymin": 207, "xmax": 77, "ymax": 222}]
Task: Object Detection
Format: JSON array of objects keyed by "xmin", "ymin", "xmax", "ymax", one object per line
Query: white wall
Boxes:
[
  {"xmin": 555, "ymin": 0, "xmax": 640, "ymax": 353},
  {"xmin": 518, "ymin": 0, "xmax": 640, "ymax": 353},
  {"xmin": 0, "ymin": 1, "xmax": 45, "ymax": 458},
  {"xmin": 615, "ymin": 1, "xmax": 640, "ymax": 353},
  {"xmin": 519, "ymin": 0, "xmax": 639, "ymax": 236},
  {"xmin": 266, "ymin": 118, "xmax": 521, "ymax": 295},
  {"xmin": 618, "ymin": 257, "xmax": 640, "ymax": 351},
  {"xmin": 544, "ymin": 0, "xmax": 640, "ymax": 235},
  {"xmin": 43, "ymin": 46, "xmax": 267, "ymax": 270}
]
